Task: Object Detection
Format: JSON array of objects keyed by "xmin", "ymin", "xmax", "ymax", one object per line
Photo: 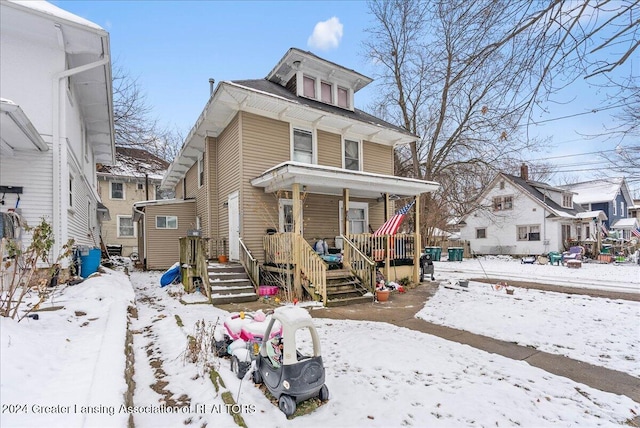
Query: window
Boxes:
[
  {"xmin": 111, "ymin": 182, "xmax": 124, "ymax": 200},
  {"xmin": 518, "ymin": 225, "xmax": 540, "ymax": 241},
  {"xmin": 499, "ymin": 181, "xmax": 505, "ymax": 190},
  {"xmin": 576, "ymin": 225, "xmax": 582, "ymax": 241},
  {"xmin": 69, "ymin": 175, "xmax": 74, "ymax": 207},
  {"xmin": 613, "ymin": 202, "xmax": 617, "ymax": 215},
  {"xmin": 156, "ymin": 215, "xmax": 178, "ymax": 229},
  {"xmin": 198, "ymin": 154, "xmax": 205, "ymax": 187},
  {"xmin": 303, "ymin": 76, "xmax": 316, "ymax": 98},
  {"xmin": 562, "ymin": 193, "xmax": 572, "ymax": 208},
  {"xmin": 118, "ymin": 216, "xmax": 135, "ymax": 237},
  {"xmin": 344, "ymin": 139, "xmax": 360, "ymax": 171},
  {"xmin": 321, "ymin": 81, "xmax": 332, "ymax": 103},
  {"xmin": 476, "ymin": 228, "xmax": 486, "ymax": 239},
  {"xmin": 293, "ymin": 128, "xmax": 313, "ymax": 163},
  {"xmin": 337, "ymin": 86, "xmax": 349, "ymax": 108},
  {"xmin": 492, "ymin": 196, "xmax": 513, "ymax": 211},
  {"xmin": 339, "ymin": 201, "xmax": 368, "ymax": 234},
  {"xmin": 620, "ymin": 201, "xmax": 625, "ymax": 216},
  {"xmin": 279, "ymin": 199, "xmax": 303, "ymax": 233},
  {"xmin": 586, "ymin": 225, "xmax": 591, "ymax": 239},
  {"xmin": 137, "ymin": 183, "xmax": 144, "ymax": 190},
  {"xmin": 561, "ymin": 224, "xmax": 571, "ymax": 242}
]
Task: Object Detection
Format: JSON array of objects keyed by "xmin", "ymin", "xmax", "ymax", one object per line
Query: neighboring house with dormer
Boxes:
[
  {"xmin": 0, "ymin": 1, "xmax": 114, "ymax": 263},
  {"xmin": 459, "ymin": 165, "xmax": 607, "ymax": 256},
  {"xmin": 144, "ymin": 48, "xmax": 439, "ymax": 306},
  {"xmin": 97, "ymin": 147, "xmax": 168, "ymax": 257},
  {"xmin": 559, "ymin": 178, "xmax": 635, "ymax": 240}
]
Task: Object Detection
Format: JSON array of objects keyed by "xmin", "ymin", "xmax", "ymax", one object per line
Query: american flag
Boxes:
[
  {"xmin": 632, "ymin": 227, "xmax": 640, "ymax": 238},
  {"xmin": 373, "ymin": 200, "xmax": 415, "ymax": 236}
]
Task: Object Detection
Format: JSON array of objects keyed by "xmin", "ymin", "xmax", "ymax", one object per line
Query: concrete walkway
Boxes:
[{"xmin": 217, "ymin": 281, "xmax": 640, "ymax": 404}]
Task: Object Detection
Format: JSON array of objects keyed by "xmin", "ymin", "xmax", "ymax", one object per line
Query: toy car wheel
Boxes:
[
  {"xmin": 231, "ymin": 356, "xmax": 250, "ymax": 379},
  {"xmin": 278, "ymin": 394, "xmax": 296, "ymax": 416},
  {"xmin": 214, "ymin": 339, "xmax": 229, "ymax": 357},
  {"xmin": 318, "ymin": 384, "xmax": 329, "ymax": 401},
  {"xmin": 419, "ymin": 262, "xmax": 425, "ymax": 282},
  {"xmin": 252, "ymin": 369, "xmax": 262, "ymax": 384}
]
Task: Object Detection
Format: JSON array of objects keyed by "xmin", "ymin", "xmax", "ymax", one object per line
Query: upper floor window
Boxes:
[
  {"xmin": 562, "ymin": 193, "xmax": 572, "ymax": 208},
  {"xmin": 620, "ymin": 201, "xmax": 625, "ymax": 217},
  {"xmin": 613, "ymin": 201, "xmax": 617, "ymax": 215},
  {"xmin": 493, "ymin": 195, "xmax": 513, "ymax": 211},
  {"xmin": 137, "ymin": 183, "xmax": 144, "ymax": 190},
  {"xmin": 303, "ymin": 76, "xmax": 316, "ymax": 98},
  {"xmin": 156, "ymin": 215, "xmax": 178, "ymax": 229},
  {"xmin": 198, "ymin": 154, "xmax": 205, "ymax": 188},
  {"xmin": 337, "ymin": 87, "xmax": 349, "ymax": 108},
  {"xmin": 69, "ymin": 175, "xmax": 74, "ymax": 207},
  {"xmin": 344, "ymin": 139, "xmax": 360, "ymax": 171},
  {"xmin": 476, "ymin": 228, "xmax": 486, "ymax": 239},
  {"xmin": 111, "ymin": 182, "xmax": 124, "ymax": 200},
  {"xmin": 499, "ymin": 181, "xmax": 505, "ymax": 190},
  {"xmin": 321, "ymin": 81, "xmax": 332, "ymax": 103},
  {"xmin": 293, "ymin": 128, "xmax": 313, "ymax": 164}
]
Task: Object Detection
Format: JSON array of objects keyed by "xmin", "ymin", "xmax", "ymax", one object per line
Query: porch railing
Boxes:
[
  {"xmin": 239, "ymin": 237, "xmax": 259, "ymax": 291},
  {"xmin": 346, "ymin": 233, "xmax": 416, "ymax": 261},
  {"xmin": 263, "ymin": 232, "xmax": 327, "ymax": 304},
  {"xmin": 179, "ymin": 236, "xmax": 211, "ymax": 301},
  {"xmin": 341, "ymin": 234, "xmax": 376, "ymax": 292}
]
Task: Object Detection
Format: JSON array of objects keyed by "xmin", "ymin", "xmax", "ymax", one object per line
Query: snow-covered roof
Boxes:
[
  {"xmin": 10, "ymin": 0, "xmax": 104, "ymax": 30},
  {"xmin": 560, "ymin": 178, "xmax": 626, "ymax": 204},
  {"xmin": 97, "ymin": 147, "xmax": 168, "ymax": 180},
  {"xmin": 611, "ymin": 218, "xmax": 639, "ymax": 230},
  {"xmin": 576, "ymin": 211, "xmax": 608, "ymax": 221}
]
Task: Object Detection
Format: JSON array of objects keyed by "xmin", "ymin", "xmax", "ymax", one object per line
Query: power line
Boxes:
[
  {"xmin": 523, "ymin": 149, "xmax": 617, "ymax": 162},
  {"xmin": 529, "ymin": 103, "xmax": 628, "ymax": 126}
]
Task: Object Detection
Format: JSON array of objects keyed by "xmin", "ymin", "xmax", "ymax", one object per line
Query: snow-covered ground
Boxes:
[{"xmin": 1, "ymin": 261, "xmax": 639, "ymax": 427}]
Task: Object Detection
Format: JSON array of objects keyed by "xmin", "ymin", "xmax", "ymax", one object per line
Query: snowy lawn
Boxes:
[
  {"xmin": 1, "ymin": 265, "xmax": 639, "ymax": 427},
  {"xmin": 416, "ymin": 280, "xmax": 640, "ymax": 376}
]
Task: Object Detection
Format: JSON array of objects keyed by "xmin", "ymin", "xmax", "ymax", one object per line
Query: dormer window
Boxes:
[
  {"xmin": 303, "ymin": 76, "xmax": 316, "ymax": 98},
  {"xmin": 338, "ymin": 86, "xmax": 349, "ymax": 108},
  {"xmin": 562, "ymin": 193, "xmax": 572, "ymax": 208},
  {"xmin": 321, "ymin": 81, "xmax": 332, "ymax": 103}
]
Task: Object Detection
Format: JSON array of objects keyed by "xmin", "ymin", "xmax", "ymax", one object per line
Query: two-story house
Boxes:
[
  {"xmin": 97, "ymin": 147, "xmax": 168, "ymax": 257},
  {"xmin": 139, "ymin": 48, "xmax": 439, "ymax": 305},
  {"xmin": 0, "ymin": 1, "xmax": 115, "ymax": 264},
  {"xmin": 459, "ymin": 165, "xmax": 607, "ymax": 256},
  {"xmin": 560, "ymin": 178, "xmax": 636, "ymax": 240}
]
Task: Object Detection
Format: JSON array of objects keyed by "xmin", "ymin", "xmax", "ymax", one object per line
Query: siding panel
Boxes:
[
  {"xmin": 317, "ymin": 130, "xmax": 341, "ymax": 168},
  {"xmin": 145, "ymin": 202, "xmax": 196, "ymax": 270},
  {"xmin": 363, "ymin": 141, "xmax": 394, "ymax": 175}
]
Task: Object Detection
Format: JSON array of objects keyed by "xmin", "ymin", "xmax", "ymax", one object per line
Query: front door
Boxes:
[{"xmin": 228, "ymin": 191, "xmax": 239, "ymax": 260}]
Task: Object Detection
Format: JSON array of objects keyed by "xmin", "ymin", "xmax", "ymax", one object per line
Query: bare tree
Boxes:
[
  {"xmin": 112, "ymin": 64, "xmax": 182, "ymax": 161},
  {"xmin": 364, "ymin": 0, "xmax": 638, "ymax": 238}
]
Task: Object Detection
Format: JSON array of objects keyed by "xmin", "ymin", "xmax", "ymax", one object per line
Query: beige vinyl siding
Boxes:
[
  {"xmin": 217, "ymin": 114, "xmax": 241, "ymax": 247},
  {"xmin": 194, "ymin": 144, "xmax": 209, "ymax": 242},
  {"xmin": 144, "ymin": 201, "xmax": 195, "ymax": 270},
  {"xmin": 241, "ymin": 112, "xmax": 290, "ymax": 258},
  {"xmin": 317, "ymin": 130, "xmax": 341, "ymax": 168},
  {"xmin": 363, "ymin": 140, "xmax": 394, "ymax": 175},
  {"xmin": 175, "ymin": 178, "xmax": 184, "ymax": 199},
  {"xmin": 184, "ymin": 162, "xmax": 198, "ymax": 199}
]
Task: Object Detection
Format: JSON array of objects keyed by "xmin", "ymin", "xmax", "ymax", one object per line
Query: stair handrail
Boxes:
[
  {"xmin": 239, "ymin": 237, "xmax": 259, "ymax": 292},
  {"xmin": 295, "ymin": 235, "xmax": 328, "ymax": 305},
  {"xmin": 341, "ymin": 234, "xmax": 376, "ymax": 293}
]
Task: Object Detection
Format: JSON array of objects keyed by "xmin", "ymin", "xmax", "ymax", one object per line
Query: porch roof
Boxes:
[
  {"xmin": 575, "ymin": 211, "xmax": 608, "ymax": 221},
  {"xmin": 251, "ymin": 161, "xmax": 440, "ymax": 199}
]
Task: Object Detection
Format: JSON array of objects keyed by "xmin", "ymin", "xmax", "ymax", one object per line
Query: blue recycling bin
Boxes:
[{"xmin": 80, "ymin": 248, "xmax": 101, "ymax": 277}]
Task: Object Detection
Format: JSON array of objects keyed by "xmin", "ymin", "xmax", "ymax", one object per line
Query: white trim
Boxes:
[
  {"xmin": 110, "ymin": 181, "xmax": 125, "ymax": 200},
  {"xmin": 155, "ymin": 215, "xmax": 178, "ymax": 229},
  {"xmin": 339, "ymin": 201, "xmax": 368, "ymax": 234},
  {"xmin": 342, "ymin": 137, "xmax": 362, "ymax": 171},
  {"xmin": 197, "ymin": 153, "xmax": 204, "ymax": 188},
  {"xmin": 117, "ymin": 214, "xmax": 136, "ymax": 238},
  {"xmin": 291, "ymin": 126, "xmax": 317, "ymax": 165},
  {"xmin": 279, "ymin": 198, "xmax": 303, "ymax": 233}
]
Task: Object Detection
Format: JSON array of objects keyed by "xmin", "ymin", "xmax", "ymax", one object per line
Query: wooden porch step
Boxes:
[
  {"xmin": 326, "ymin": 295, "xmax": 372, "ymax": 307},
  {"xmin": 205, "ymin": 261, "xmax": 258, "ymax": 305}
]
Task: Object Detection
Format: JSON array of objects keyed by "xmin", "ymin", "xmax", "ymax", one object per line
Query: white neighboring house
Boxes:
[
  {"xmin": 459, "ymin": 165, "xmax": 607, "ymax": 256},
  {"xmin": 0, "ymin": 1, "xmax": 115, "ymax": 262}
]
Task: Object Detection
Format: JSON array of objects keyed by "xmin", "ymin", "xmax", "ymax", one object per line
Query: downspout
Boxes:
[{"xmin": 52, "ymin": 27, "xmax": 110, "ymax": 262}]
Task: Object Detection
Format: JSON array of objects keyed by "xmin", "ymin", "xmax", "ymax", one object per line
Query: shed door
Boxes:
[{"xmin": 228, "ymin": 191, "xmax": 240, "ymax": 260}]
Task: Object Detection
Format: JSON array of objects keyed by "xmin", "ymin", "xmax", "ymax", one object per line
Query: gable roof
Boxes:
[
  {"xmin": 559, "ymin": 177, "xmax": 631, "ymax": 205},
  {"xmin": 504, "ymin": 173, "xmax": 584, "ymax": 217},
  {"xmin": 97, "ymin": 146, "xmax": 168, "ymax": 180}
]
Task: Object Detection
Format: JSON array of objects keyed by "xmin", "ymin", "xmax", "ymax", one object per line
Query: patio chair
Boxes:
[
  {"xmin": 562, "ymin": 246, "xmax": 584, "ymax": 264},
  {"xmin": 548, "ymin": 251, "xmax": 562, "ymax": 266}
]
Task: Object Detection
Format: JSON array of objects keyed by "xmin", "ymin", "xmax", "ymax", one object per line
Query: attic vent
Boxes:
[{"xmin": 499, "ymin": 181, "xmax": 505, "ymax": 190}]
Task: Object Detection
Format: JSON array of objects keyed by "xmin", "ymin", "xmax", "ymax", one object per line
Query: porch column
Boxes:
[
  {"xmin": 383, "ymin": 193, "xmax": 391, "ymax": 281},
  {"xmin": 596, "ymin": 218, "xmax": 602, "ymax": 255},
  {"xmin": 342, "ymin": 188, "xmax": 350, "ymax": 236},
  {"xmin": 292, "ymin": 183, "xmax": 302, "ymax": 298},
  {"xmin": 413, "ymin": 195, "xmax": 421, "ymax": 283}
]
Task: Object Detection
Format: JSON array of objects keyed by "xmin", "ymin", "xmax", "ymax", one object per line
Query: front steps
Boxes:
[
  {"xmin": 207, "ymin": 262, "xmax": 258, "ymax": 305},
  {"xmin": 325, "ymin": 268, "xmax": 371, "ymax": 307}
]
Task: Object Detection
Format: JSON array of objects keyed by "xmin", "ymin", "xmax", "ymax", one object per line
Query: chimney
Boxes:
[
  {"xmin": 209, "ymin": 78, "xmax": 215, "ymax": 95},
  {"xmin": 520, "ymin": 163, "xmax": 529, "ymax": 180}
]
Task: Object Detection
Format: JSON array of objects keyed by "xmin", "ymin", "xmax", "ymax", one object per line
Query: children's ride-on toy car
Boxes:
[
  {"xmin": 252, "ymin": 306, "xmax": 329, "ymax": 417},
  {"xmin": 213, "ymin": 310, "xmax": 282, "ymax": 379}
]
